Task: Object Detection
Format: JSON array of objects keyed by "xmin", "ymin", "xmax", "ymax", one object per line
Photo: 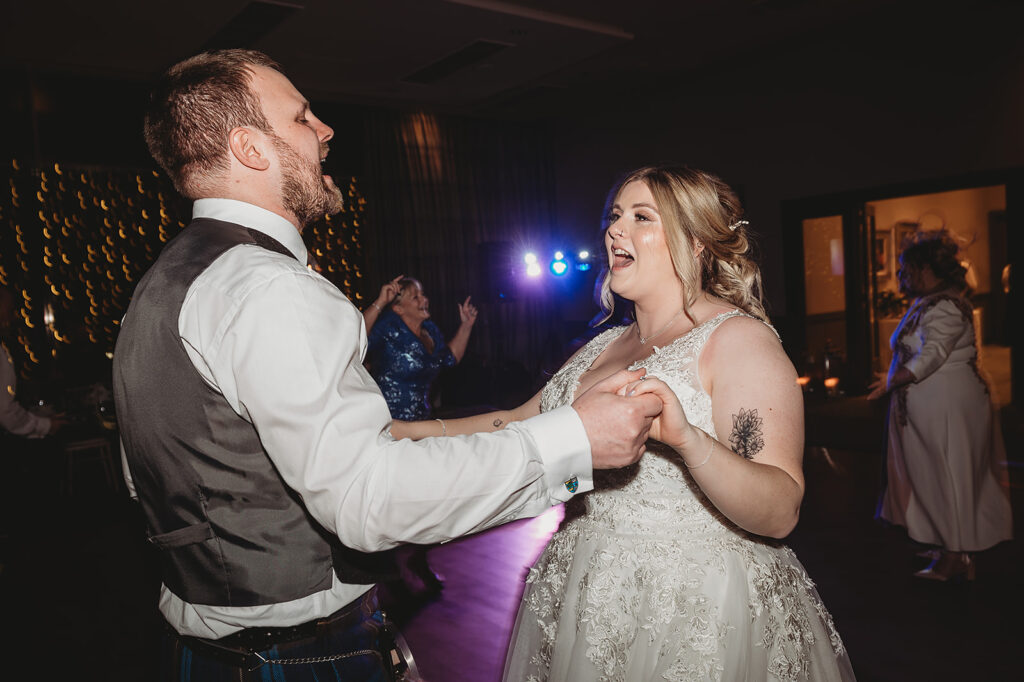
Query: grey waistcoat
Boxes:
[{"xmin": 113, "ymin": 218, "xmax": 394, "ymax": 607}]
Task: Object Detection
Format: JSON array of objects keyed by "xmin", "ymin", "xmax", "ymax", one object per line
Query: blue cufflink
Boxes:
[{"xmin": 564, "ymin": 476, "xmax": 578, "ymax": 494}]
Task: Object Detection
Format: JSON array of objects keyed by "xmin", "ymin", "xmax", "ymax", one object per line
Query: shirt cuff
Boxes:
[
  {"xmin": 518, "ymin": 405, "xmax": 593, "ymax": 503},
  {"xmin": 901, "ymin": 355, "xmax": 929, "ymax": 384}
]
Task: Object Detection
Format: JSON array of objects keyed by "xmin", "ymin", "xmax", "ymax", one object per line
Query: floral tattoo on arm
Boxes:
[{"xmin": 728, "ymin": 408, "xmax": 764, "ymax": 460}]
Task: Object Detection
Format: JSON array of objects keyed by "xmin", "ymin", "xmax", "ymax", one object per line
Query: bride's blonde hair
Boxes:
[{"xmin": 596, "ymin": 165, "xmax": 768, "ymax": 324}]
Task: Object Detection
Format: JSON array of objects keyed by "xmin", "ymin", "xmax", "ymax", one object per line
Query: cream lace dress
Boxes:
[{"xmin": 503, "ymin": 311, "xmax": 855, "ymax": 682}]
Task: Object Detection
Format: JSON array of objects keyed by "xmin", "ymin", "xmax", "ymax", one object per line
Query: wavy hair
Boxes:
[
  {"xmin": 898, "ymin": 229, "xmax": 969, "ymax": 294},
  {"xmin": 596, "ymin": 165, "xmax": 768, "ymax": 324}
]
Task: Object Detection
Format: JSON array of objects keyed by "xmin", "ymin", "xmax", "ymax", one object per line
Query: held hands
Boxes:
[
  {"xmin": 458, "ymin": 296, "xmax": 478, "ymax": 326},
  {"xmin": 619, "ymin": 375, "xmax": 700, "ymax": 452},
  {"xmin": 572, "ymin": 368, "xmax": 663, "ymax": 469}
]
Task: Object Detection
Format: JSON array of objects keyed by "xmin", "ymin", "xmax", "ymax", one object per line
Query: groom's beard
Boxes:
[{"xmin": 271, "ymin": 134, "xmax": 343, "ymax": 228}]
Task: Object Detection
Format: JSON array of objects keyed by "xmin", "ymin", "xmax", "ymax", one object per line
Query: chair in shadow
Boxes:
[{"xmin": 62, "ymin": 435, "xmax": 119, "ymax": 495}]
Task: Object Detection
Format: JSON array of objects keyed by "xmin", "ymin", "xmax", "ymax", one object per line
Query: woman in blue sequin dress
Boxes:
[
  {"xmin": 363, "ymin": 276, "xmax": 478, "ymax": 598},
  {"xmin": 364, "ymin": 276, "xmax": 477, "ymax": 420}
]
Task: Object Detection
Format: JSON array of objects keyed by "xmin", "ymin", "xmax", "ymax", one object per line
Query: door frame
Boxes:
[{"xmin": 782, "ymin": 167, "xmax": 1024, "ymax": 401}]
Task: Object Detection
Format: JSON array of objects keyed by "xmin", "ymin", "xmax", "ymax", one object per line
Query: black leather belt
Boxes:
[
  {"xmin": 220, "ymin": 590, "xmax": 374, "ymax": 651},
  {"xmin": 172, "ymin": 589, "xmax": 388, "ymax": 672}
]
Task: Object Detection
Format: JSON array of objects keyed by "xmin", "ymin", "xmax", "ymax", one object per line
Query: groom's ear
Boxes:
[{"xmin": 228, "ymin": 126, "xmax": 271, "ymax": 171}]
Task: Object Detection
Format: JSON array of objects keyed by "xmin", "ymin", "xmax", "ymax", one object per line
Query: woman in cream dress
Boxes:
[
  {"xmin": 396, "ymin": 165, "xmax": 854, "ymax": 681},
  {"xmin": 869, "ymin": 230, "xmax": 1012, "ymax": 581}
]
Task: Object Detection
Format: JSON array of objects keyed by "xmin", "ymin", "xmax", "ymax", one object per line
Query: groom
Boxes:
[{"xmin": 114, "ymin": 49, "xmax": 660, "ymax": 680}]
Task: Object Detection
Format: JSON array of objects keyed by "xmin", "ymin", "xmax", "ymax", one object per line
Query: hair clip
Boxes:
[{"xmin": 728, "ymin": 220, "xmax": 749, "ymax": 232}]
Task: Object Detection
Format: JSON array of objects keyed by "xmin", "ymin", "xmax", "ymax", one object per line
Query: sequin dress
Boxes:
[
  {"xmin": 366, "ymin": 311, "xmax": 455, "ymax": 420},
  {"xmin": 503, "ymin": 311, "xmax": 855, "ymax": 682}
]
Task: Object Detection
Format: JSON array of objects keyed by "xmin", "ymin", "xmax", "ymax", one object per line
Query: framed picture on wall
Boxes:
[
  {"xmin": 894, "ymin": 221, "xmax": 919, "ymax": 255},
  {"xmin": 873, "ymin": 230, "xmax": 891, "ymax": 279}
]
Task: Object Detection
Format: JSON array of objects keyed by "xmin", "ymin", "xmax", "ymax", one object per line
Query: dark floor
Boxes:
[{"xmin": 1, "ymin": 401, "xmax": 1021, "ymax": 681}]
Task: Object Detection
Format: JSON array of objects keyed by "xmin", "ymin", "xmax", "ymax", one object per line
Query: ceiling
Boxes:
[{"xmin": 1, "ymin": 0, "xmax": 894, "ymax": 119}]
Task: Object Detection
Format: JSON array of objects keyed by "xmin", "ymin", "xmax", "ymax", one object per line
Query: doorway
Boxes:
[
  {"xmin": 783, "ymin": 168, "xmax": 1023, "ymax": 405},
  {"xmin": 866, "ymin": 185, "xmax": 1010, "ymax": 405}
]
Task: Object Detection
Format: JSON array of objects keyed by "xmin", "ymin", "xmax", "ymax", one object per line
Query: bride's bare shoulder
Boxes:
[{"xmin": 703, "ymin": 313, "xmax": 788, "ymax": 369}]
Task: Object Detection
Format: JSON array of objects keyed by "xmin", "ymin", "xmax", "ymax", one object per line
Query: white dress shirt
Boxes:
[
  {"xmin": 126, "ymin": 198, "xmax": 593, "ymax": 638},
  {"xmin": 0, "ymin": 342, "xmax": 50, "ymax": 438}
]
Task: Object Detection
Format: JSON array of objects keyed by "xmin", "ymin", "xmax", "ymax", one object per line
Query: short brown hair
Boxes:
[{"xmin": 143, "ymin": 49, "xmax": 281, "ymax": 198}]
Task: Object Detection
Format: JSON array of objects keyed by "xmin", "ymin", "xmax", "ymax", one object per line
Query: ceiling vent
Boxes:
[
  {"xmin": 402, "ymin": 40, "xmax": 511, "ymax": 85},
  {"xmin": 201, "ymin": 1, "xmax": 304, "ymax": 51}
]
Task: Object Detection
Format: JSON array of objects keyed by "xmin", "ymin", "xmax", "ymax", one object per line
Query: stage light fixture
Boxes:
[
  {"xmin": 524, "ymin": 252, "xmax": 537, "ymax": 264},
  {"xmin": 578, "ymin": 250, "xmax": 589, "ymax": 260},
  {"xmin": 526, "ymin": 262, "xmax": 542, "ymax": 277}
]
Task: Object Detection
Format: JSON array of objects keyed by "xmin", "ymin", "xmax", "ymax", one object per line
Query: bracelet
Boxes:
[
  {"xmin": 370, "ymin": 302, "xmax": 383, "ymax": 312},
  {"xmin": 435, "ymin": 418, "xmax": 446, "ymax": 437},
  {"xmin": 685, "ymin": 431, "xmax": 715, "ymax": 469}
]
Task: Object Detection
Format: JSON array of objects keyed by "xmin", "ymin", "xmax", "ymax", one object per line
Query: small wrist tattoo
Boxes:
[{"xmin": 493, "ymin": 418, "xmax": 504, "ymax": 428}]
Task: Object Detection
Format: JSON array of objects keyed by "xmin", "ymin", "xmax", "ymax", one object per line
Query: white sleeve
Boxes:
[
  {"xmin": 185, "ymin": 265, "xmax": 593, "ymax": 552},
  {"xmin": 120, "ymin": 438, "xmax": 137, "ymax": 499},
  {"xmin": 904, "ymin": 300, "xmax": 967, "ymax": 382},
  {"xmin": 0, "ymin": 346, "xmax": 50, "ymax": 438}
]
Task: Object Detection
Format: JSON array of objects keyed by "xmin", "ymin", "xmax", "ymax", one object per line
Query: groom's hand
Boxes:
[{"xmin": 572, "ymin": 368, "xmax": 662, "ymax": 469}]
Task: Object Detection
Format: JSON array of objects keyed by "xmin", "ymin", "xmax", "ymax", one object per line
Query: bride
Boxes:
[{"xmin": 393, "ymin": 165, "xmax": 855, "ymax": 681}]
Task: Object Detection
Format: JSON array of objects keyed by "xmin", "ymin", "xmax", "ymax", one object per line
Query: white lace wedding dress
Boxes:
[{"xmin": 503, "ymin": 311, "xmax": 855, "ymax": 682}]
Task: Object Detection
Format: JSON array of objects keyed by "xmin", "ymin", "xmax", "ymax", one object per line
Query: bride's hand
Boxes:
[{"xmin": 620, "ymin": 376, "xmax": 699, "ymax": 451}]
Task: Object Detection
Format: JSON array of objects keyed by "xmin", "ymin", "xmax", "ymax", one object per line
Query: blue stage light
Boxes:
[
  {"xmin": 550, "ymin": 260, "xmax": 568, "ymax": 276},
  {"xmin": 554, "ymin": 250, "xmax": 565, "ymax": 261},
  {"xmin": 578, "ymin": 250, "xmax": 590, "ymax": 260},
  {"xmin": 576, "ymin": 263, "xmax": 592, "ymax": 272}
]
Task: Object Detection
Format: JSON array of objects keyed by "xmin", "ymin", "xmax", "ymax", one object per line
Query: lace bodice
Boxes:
[
  {"xmin": 541, "ymin": 310, "xmax": 743, "ymax": 538},
  {"xmin": 509, "ymin": 310, "xmax": 851, "ymax": 682}
]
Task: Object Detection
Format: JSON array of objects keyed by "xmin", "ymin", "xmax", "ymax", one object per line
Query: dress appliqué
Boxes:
[{"xmin": 505, "ymin": 311, "xmax": 854, "ymax": 682}]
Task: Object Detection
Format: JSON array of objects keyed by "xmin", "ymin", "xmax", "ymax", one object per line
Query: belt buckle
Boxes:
[
  {"xmin": 245, "ymin": 651, "xmax": 270, "ymax": 673},
  {"xmin": 381, "ymin": 619, "xmax": 422, "ymax": 682}
]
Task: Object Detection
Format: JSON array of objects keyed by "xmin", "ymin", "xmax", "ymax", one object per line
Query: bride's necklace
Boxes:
[{"xmin": 635, "ymin": 308, "xmax": 685, "ymax": 345}]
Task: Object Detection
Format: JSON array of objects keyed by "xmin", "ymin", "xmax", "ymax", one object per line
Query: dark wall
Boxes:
[
  {"xmin": 0, "ymin": 67, "xmax": 367, "ymax": 177},
  {"xmin": 0, "ymin": 68, "xmax": 153, "ymax": 169}
]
